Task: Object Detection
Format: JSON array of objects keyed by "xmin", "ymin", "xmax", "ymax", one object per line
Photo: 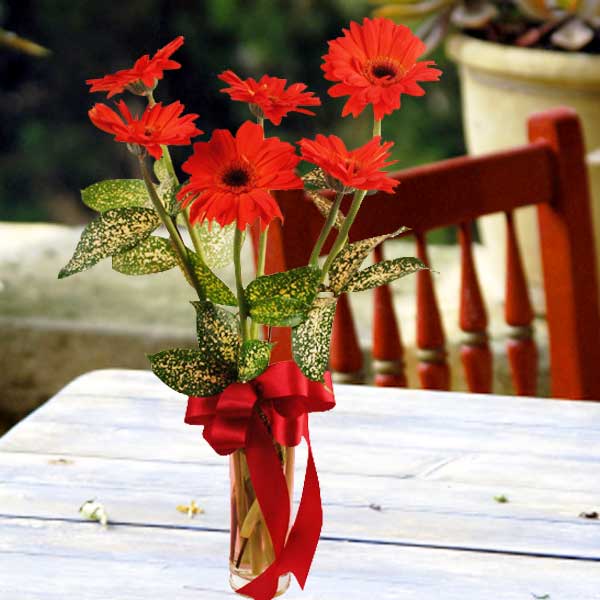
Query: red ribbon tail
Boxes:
[{"xmin": 238, "ymin": 432, "xmax": 323, "ymax": 600}]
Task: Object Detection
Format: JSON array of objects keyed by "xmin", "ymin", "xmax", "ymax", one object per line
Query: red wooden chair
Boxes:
[{"xmin": 253, "ymin": 107, "xmax": 600, "ymax": 400}]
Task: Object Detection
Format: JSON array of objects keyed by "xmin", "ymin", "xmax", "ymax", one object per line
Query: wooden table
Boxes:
[{"xmin": 1, "ymin": 369, "xmax": 599, "ymax": 599}]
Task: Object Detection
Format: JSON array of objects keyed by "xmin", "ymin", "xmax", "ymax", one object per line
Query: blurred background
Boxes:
[
  {"xmin": 0, "ymin": 0, "xmax": 464, "ymax": 224},
  {"xmin": 0, "ymin": 0, "xmax": 466, "ymax": 434}
]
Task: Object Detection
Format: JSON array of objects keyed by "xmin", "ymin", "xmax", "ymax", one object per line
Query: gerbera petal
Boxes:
[{"xmin": 323, "ymin": 17, "xmax": 440, "ymax": 119}]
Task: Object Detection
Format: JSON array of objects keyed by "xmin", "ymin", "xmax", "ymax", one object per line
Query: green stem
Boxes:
[
  {"xmin": 147, "ymin": 91, "xmax": 205, "ymax": 260},
  {"xmin": 373, "ymin": 117, "xmax": 382, "ymax": 138},
  {"xmin": 234, "ymin": 227, "xmax": 249, "ymax": 341},
  {"xmin": 309, "ymin": 191, "xmax": 344, "ymax": 267},
  {"xmin": 320, "ymin": 188, "xmax": 367, "ymax": 281},
  {"xmin": 249, "ymin": 226, "xmax": 269, "ymax": 339},
  {"xmin": 138, "ymin": 157, "xmax": 204, "ymax": 300}
]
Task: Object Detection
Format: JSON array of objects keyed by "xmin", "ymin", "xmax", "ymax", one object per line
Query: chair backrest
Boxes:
[{"xmin": 253, "ymin": 107, "xmax": 600, "ymax": 400}]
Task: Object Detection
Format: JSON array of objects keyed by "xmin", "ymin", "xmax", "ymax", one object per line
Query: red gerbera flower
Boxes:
[
  {"xmin": 177, "ymin": 121, "xmax": 303, "ymax": 230},
  {"xmin": 218, "ymin": 70, "xmax": 321, "ymax": 125},
  {"xmin": 88, "ymin": 100, "xmax": 202, "ymax": 159},
  {"xmin": 322, "ymin": 18, "xmax": 441, "ymax": 120},
  {"xmin": 299, "ymin": 134, "xmax": 398, "ymax": 194},
  {"xmin": 87, "ymin": 36, "xmax": 185, "ymax": 98}
]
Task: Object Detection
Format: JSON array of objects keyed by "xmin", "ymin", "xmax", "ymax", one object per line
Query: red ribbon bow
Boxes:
[{"xmin": 185, "ymin": 360, "xmax": 335, "ymax": 600}]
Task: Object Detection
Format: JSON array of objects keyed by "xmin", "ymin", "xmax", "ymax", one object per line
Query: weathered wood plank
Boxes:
[
  {"xmin": 1, "ymin": 451, "xmax": 599, "ymax": 560},
  {"xmin": 2, "ymin": 517, "xmax": 599, "ymax": 599}
]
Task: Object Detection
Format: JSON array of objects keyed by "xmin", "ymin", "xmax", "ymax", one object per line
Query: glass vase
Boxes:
[{"xmin": 229, "ymin": 446, "xmax": 294, "ymax": 596}]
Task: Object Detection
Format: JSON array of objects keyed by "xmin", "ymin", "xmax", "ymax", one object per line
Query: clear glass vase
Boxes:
[{"xmin": 229, "ymin": 446, "xmax": 294, "ymax": 596}]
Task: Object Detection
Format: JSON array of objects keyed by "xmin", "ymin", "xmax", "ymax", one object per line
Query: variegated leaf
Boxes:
[
  {"xmin": 191, "ymin": 301, "xmax": 239, "ymax": 367},
  {"xmin": 344, "ymin": 257, "xmax": 427, "ymax": 292},
  {"xmin": 238, "ymin": 340, "xmax": 273, "ymax": 382},
  {"xmin": 112, "ymin": 236, "xmax": 178, "ymax": 276},
  {"xmin": 81, "ymin": 179, "xmax": 151, "ymax": 212},
  {"xmin": 308, "ymin": 191, "xmax": 345, "ymax": 230},
  {"xmin": 148, "ymin": 348, "xmax": 236, "ymax": 396},
  {"xmin": 292, "ymin": 297, "xmax": 337, "ymax": 382},
  {"xmin": 247, "ymin": 266, "xmax": 321, "ymax": 326},
  {"xmin": 247, "ymin": 266, "xmax": 320, "ymax": 306},
  {"xmin": 157, "ymin": 178, "xmax": 181, "ymax": 216},
  {"xmin": 328, "ymin": 226, "xmax": 409, "ymax": 296},
  {"xmin": 58, "ymin": 207, "xmax": 161, "ymax": 279},
  {"xmin": 180, "ymin": 251, "xmax": 238, "ymax": 306},
  {"xmin": 153, "ymin": 156, "xmax": 170, "ymax": 183},
  {"xmin": 302, "ymin": 168, "xmax": 328, "ymax": 190},
  {"xmin": 249, "ymin": 297, "xmax": 311, "ymax": 327},
  {"xmin": 196, "ymin": 221, "xmax": 237, "ymax": 269}
]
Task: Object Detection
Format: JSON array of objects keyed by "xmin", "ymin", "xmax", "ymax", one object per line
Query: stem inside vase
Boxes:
[{"xmin": 229, "ymin": 446, "xmax": 294, "ymax": 596}]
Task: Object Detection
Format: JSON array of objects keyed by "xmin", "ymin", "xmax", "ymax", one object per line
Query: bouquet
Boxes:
[{"xmin": 59, "ymin": 17, "xmax": 440, "ymax": 600}]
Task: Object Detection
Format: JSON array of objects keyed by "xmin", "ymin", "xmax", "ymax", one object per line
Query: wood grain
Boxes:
[{"xmin": 1, "ymin": 368, "xmax": 599, "ymax": 598}]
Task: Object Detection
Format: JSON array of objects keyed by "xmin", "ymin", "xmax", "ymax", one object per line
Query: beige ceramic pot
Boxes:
[{"xmin": 446, "ymin": 34, "xmax": 600, "ymax": 313}]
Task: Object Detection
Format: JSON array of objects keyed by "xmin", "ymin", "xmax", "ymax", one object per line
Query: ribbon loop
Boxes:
[{"xmin": 185, "ymin": 361, "xmax": 335, "ymax": 600}]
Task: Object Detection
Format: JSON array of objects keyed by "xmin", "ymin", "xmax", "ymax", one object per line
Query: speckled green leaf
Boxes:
[
  {"xmin": 344, "ymin": 257, "xmax": 427, "ymax": 292},
  {"xmin": 302, "ymin": 168, "xmax": 328, "ymax": 190},
  {"xmin": 249, "ymin": 297, "xmax": 310, "ymax": 327},
  {"xmin": 247, "ymin": 266, "xmax": 320, "ymax": 326},
  {"xmin": 158, "ymin": 178, "xmax": 181, "ymax": 216},
  {"xmin": 292, "ymin": 297, "xmax": 337, "ymax": 382},
  {"xmin": 186, "ymin": 251, "xmax": 238, "ymax": 306},
  {"xmin": 153, "ymin": 156, "xmax": 170, "ymax": 183},
  {"xmin": 238, "ymin": 340, "xmax": 273, "ymax": 382},
  {"xmin": 308, "ymin": 191, "xmax": 345, "ymax": 230},
  {"xmin": 81, "ymin": 179, "xmax": 151, "ymax": 212},
  {"xmin": 58, "ymin": 207, "xmax": 161, "ymax": 279},
  {"xmin": 328, "ymin": 226, "xmax": 409, "ymax": 296},
  {"xmin": 247, "ymin": 266, "xmax": 320, "ymax": 306},
  {"xmin": 112, "ymin": 236, "xmax": 178, "ymax": 275},
  {"xmin": 196, "ymin": 222, "xmax": 237, "ymax": 269},
  {"xmin": 148, "ymin": 348, "xmax": 235, "ymax": 396},
  {"xmin": 192, "ymin": 301, "xmax": 239, "ymax": 367}
]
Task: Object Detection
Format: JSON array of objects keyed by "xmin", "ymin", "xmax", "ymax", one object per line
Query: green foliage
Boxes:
[
  {"xmin": 345, "ymin": 257, "xmax": 427, "ymax": 292},
  {"xmin": 112, "ymin": 236, "xmax": 178, "ymax": 275},
  {"xmin": 197, "ymin": 222, "xmax": 237, "ymax": 269},
  {"xmin": 292, "ymin": 297, "xmax": 337, "ymax": 382},
  {"xmin": 185, "ymin": 251, "xmax": 238, "ymax": 306},
  {"xmin": 192, "ymin": 300, "xmax": 239, "ymax": 366},
  {"xmin": 81, "ymin": 179, "xmax": 151, "ymax": 212},
  {"xmin": 308, "ymin": 191, "xmax": 345, "ymax": 230},
  {"xmin": 238, "ymin": 340, "xmax": 273, "ymax": 382},
  {"xmin": 328, "ymin": 227, "xmax": 409, "ymax": 295},
  {"xmin": 148, "ymin": 347, "xmax": 236, "ymax": 396},
  {"xmin": 58, "ymin": 207, "xmax": 161, "ymax": 278},
  {"xmin": 246, "ymin": 266, "xmax": 321, "ymax": 327}
]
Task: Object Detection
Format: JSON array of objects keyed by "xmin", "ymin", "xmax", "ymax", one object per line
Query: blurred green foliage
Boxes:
[{"xmin": 0, "ymin": 0, "xmax": 464, "ymax": 224}]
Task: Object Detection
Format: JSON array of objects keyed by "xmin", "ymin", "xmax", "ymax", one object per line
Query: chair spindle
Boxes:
[
  {"xmin": 372, "ymin": 244, "xmax": 407, "ymax": 387},
  {"xmin": 504, "ymin": 212, "xmax": 538, "ymax": 395},
  {"xmin": 459, "ymin": 222, "xmax": 493, "ymax": 393},
  {"xmin": 330, "ymin": 293, "xmax": 364, "ymax": 384},
  {"xmin": 415, "ymin": 233, "xmax": 450, "ymax": 390}
]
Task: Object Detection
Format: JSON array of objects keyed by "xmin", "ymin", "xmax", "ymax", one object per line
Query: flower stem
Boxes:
[
  {"xmin": 309, "ymin": 191, "xmax": 344, "ymax": 267},
  {"xmin": 373, "ymin": 117, "xmax": 382, "ymax": 138},
  {"xmin": 320, "ymin": 188, "xmax": 367, "ymax": 281},
  {"xmin": 249, "ymin": 226, "xmax": 268, "ymax": 339},
  {"xmin": 138, "ymin": 157, "xmax": 204, "ymax": 300},
  {"xmin": 234, "ymin": 227, "xmax": 250, "ymax": 341},
  {"xmin": 147, "ymin": 91, "xmax": 205, "ymax": 260}
]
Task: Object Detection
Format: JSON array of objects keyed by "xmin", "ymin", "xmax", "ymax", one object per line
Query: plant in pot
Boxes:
[
  {"xmin": 58, "ymin": 18, "xmax": 440, "ymax": 600},
  {"xmin": 372, "ymin": 0, "xmax": 600, "ymax": 311}
]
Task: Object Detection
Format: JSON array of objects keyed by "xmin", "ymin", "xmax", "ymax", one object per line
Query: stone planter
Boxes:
[{"xmin": 446, "ymin": 34, "xmax": 600, "ymax": 312}]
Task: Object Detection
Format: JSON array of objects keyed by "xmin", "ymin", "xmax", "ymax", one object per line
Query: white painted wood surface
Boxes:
[{"xmin": 1, "ymin": 369, "xmax": 599, "ymax": 599}]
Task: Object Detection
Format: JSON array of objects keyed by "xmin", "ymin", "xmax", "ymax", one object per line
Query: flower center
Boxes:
[
  {"xmin": 222, "ymin": 166, "xmax": 251, "ymax": 188},
  {"xmin": 371, "ymin": 64, "xmax": 396, "ymax": 79},
  {"xmin": 365, "ymin": 57, "xmax": 405, "ymax": 86}
]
